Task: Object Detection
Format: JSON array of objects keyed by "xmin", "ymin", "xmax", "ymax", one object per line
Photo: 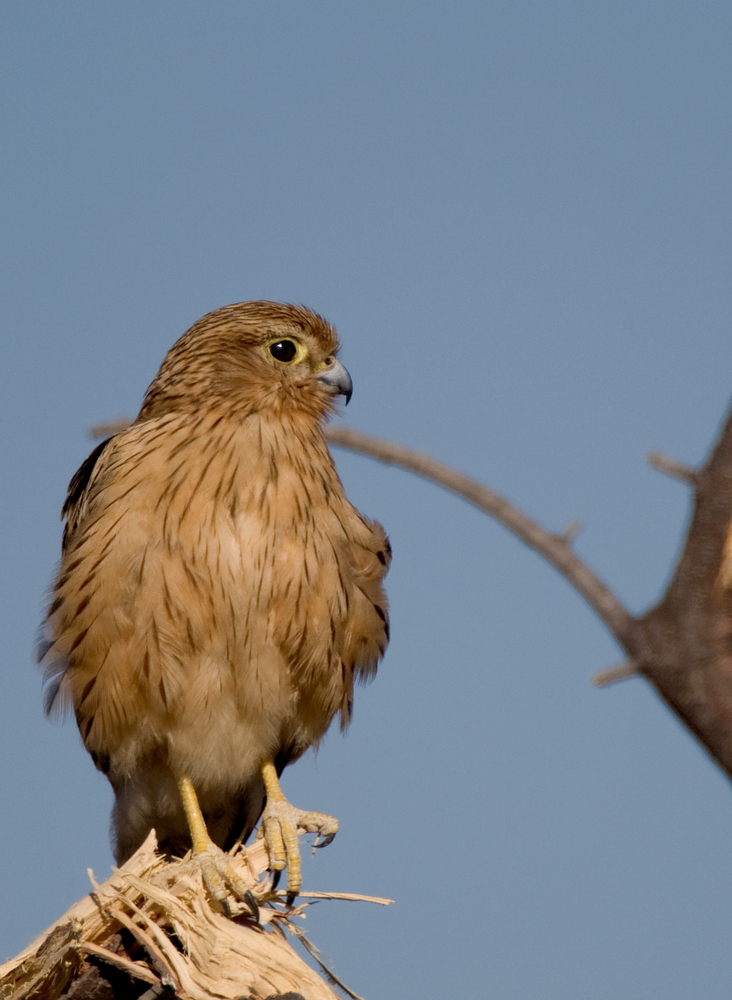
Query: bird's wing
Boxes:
[{"xmin": 337, "ymin": 517, "xmax": 391, "ymax": 725}]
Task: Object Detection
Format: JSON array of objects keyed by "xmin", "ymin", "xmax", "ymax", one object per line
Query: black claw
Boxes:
[
  {"xmin": 243, "ymin": 889, "xmax": 260, "ymax": 924},
  {"xmin": 270, "ymin": 868, "xmax": 282, "ymax": 892},
  {"xmin": 313, "ymin": 832, "xmax": 336, "ymax": 849},
  {"xmin": 286, "ymin": 890, "xmax": 298, "ymax": 907}
]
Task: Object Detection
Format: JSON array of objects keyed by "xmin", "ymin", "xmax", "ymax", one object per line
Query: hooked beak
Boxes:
[{"xmin": 316, "ymin": 358, "xmax": 353, "ymax": 405}]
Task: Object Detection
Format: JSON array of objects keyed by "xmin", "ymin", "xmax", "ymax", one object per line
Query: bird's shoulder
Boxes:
[{"xmin": 338, "ymin": 502, "xmax": 392, "ymax": 576}]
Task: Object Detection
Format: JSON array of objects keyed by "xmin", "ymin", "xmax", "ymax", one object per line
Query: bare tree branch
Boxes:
[
  {"xmin": 89, "ymin": 418, "xmax": 134, "ymax": 439},
  {"xmin": 325, "ymin": 408, "xmax": 732, "ymax": 783},
  {"xmin": 635, "ymin": 403, "xmax": 732, "ymax": 775},
  {"xmin": 324, "ymin": 426, "xmax": 635, "ymax": 645},
  {"xmin": 593, "ymin": 661, "xmax": 640, "ymax": 687},
  {"xmin": 647, "ymin": 451, "xmax": 699, "ymax": 485}
]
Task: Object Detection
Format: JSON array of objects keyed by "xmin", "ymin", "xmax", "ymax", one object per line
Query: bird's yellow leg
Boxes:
[
  {"xmin": 259, "ymin": 760, "xmax": 339, "ymax": 903},
  {"xmin": 178, "ymin": 774, "xmax": 214, "ymax": 855},
  {"xmin": 177, "ymin": 775, "xmax": 256, "ymax": 914}
]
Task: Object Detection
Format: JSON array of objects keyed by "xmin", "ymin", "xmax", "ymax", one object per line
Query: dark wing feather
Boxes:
[
  {"xmin": 62, "ymin": 436, "xmax": 116, "ymax": 550},
  {"xmin": 40, "ymin": 435, "xmax": 117, "ymax": 711}
]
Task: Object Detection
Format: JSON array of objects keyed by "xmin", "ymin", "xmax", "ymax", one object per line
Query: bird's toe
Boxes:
[{"xmin": 190, "ymin": 841, "xmax": 257, "ymax": 916}]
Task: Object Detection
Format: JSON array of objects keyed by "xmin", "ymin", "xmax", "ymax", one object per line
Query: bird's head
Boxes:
[{"xmin": 138, "ymin": 301, "xmax": 353, "ymax": 424}]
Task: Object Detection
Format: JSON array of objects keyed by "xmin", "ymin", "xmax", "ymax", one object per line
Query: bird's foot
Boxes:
[
  {"xmin": 187, "ymin": 840, "xmax": 260, "ymax": 920},
  {"xmin": 176, "ymin": 774, "xmax": 259, "ymax": 918},
  {"xmin": 258, "ymin": 793, "xmax": 338, "ymax": 903}
]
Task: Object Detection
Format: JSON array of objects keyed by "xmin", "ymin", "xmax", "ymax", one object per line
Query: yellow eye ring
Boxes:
[{"xmin": 265, "ymin": 337, "xmax": 309, "ymax": 365}]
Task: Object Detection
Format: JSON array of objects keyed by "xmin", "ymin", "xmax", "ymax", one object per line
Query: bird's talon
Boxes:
[
  {"xmin": 260, "ymin": 796, "xmax": 338, "ymax": 899},
  {"xmin": 243, "ymin": 889, "xmax": 261, "ymax": 924},
  {"xmin": 190, "ymin": 839, "xmax": 255, "ymax": 908}
]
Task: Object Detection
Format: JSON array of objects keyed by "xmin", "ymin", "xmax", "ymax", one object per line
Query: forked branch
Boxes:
[{"xmin": 326, "ymin": 404, "xmax": 732, "ymax": 782}]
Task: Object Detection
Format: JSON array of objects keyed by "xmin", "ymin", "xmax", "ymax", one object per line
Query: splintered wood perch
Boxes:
[{"xmin": 0, "ymin": 831, "xmax": 392, "ymax": 1000}]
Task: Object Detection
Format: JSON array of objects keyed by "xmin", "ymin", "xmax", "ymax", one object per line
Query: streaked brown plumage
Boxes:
[{"xmin": 41, "ymin": 301, "xmax": 390, "ymax": 901}]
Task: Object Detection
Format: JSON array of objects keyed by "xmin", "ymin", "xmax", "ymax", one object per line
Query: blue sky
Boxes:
[{"xmin": 2, "ymin": 4, "xmax": 732, "ymax": 998}]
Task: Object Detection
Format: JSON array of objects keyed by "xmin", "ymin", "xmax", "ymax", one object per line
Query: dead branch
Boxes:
[
  {"xmin": 325, "ymin": 409, "xmax": 732, "ymax": 782},
  {"xmin": 323, "ymin": 426, "xmax": 635, "ymax": 643},
  {"xmin": 593, "ymin": 661, "xmax": 640, "ymax": 687},
  {"xmin": 647, "ymin": 451, "xmax": 699, "ymax": 485},
  {"xmin": 0, "ymin": 830, "xmax": 391, "ymax": 1000}
]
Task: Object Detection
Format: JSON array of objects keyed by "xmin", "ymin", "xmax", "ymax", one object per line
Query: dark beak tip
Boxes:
[{"xmin": 316, "ymin": 359, "xmax": 353, "ymax": 404}]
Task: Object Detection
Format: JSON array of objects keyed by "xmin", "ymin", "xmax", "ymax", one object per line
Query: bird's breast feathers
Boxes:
[{"xmin": 44, "ymin": 409, "xmax": 390, "ymax": 772}]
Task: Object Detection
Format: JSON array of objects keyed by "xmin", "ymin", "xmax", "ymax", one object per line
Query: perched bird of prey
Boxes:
[{"xmin": 40, "ymin": 301, "xmax": 391, "ymax": 904}]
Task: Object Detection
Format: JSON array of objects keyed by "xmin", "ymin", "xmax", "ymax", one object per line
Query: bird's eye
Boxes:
[{"xmin": 269, "ymin": 340, "xmax": 298, "ymax": 363}]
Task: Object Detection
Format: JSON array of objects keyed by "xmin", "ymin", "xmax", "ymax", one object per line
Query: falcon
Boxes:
[{"xmin": 40, "ymin": 301, "xmax": 391, "ymax": 904}]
